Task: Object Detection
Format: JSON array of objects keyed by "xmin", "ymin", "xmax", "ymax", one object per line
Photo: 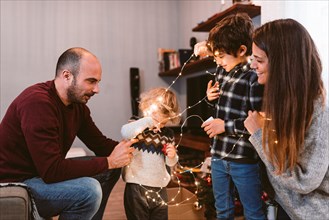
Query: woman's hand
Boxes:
[
  {"xmin": 244, "ymin": 111, "xmax": 264, "ymax": 135},
  {"xmin": 206, "ymin": 80, "xmax": 220, "ymax": 101},
  {"xmin": 201, "ymin": 118, "xmax": 225, "ymax": 138}
]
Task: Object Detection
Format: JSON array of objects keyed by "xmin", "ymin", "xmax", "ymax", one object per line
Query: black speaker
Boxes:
[
  {"xmin": 130, "ymin": 67, "xmax": 140, "ymax": 118},
  {"xmin": 190, "ymin": 37, "xmax": 197, "ymax": 50}
]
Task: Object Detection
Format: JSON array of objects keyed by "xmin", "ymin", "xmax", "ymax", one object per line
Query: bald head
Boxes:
[{"xmin": 55, "ymin": 47, "xmax": 99, "ymax": 78}]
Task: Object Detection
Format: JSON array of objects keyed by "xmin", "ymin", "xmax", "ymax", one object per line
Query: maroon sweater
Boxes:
[{"xmin": 0, "ymin": 80, "xmax": 118, "ymax": 183}]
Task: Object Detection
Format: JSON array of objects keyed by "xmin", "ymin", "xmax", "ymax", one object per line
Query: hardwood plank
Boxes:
[{"xmin": 104, "ymin": 177, "xmax": 127, "ymax": 220}]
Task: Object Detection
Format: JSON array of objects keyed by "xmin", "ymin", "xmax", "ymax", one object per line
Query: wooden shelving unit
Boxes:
[
  {"xmin": 159, "ymin": 4, "xmax": 260, "ymax": 78},
  {"xmin": 158, "ymin": 57, "xmax": 216, "ymax": 77},
  {"xmin": 193, "ymin": 4, "xmax": 261, "ymax": 32}
]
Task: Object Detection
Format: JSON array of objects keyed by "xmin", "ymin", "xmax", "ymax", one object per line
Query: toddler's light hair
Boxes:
[{"xmin": 139, "ymin": 87, "xmax": 180, "ymax": 124}]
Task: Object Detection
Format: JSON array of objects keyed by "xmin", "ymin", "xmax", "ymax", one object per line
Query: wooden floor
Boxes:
[
  {"xmin": 103, "ymin": 177, "xmax": 127, "ymax": 220},
  {"xmin": 104, "ymin": 179, "xmax": 245, "ymax": 220},
  {"xmin": 55, "ymin": 178, "xmax": 245, "ymax": 220}
]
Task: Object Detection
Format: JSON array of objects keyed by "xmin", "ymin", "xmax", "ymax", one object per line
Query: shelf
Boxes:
[
  {"xmin": 174, "ymin": 133, "xmax": 210, "ymax": 152},
  {"xmin": 158, "ymin": 57, "xmax": 217, "ymax": 77},
  {"xmin": 192, "ymin": 4, "xmax": 261, "ymax": 32}
]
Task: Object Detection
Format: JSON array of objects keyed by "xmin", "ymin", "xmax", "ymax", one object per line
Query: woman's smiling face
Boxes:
[{"xmin": 250, "ymin": 43, "xmax": 269, "ymax": 85}]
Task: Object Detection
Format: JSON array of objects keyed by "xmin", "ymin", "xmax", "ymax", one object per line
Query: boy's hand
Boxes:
[
  {"xmin": 206, "ymin": 80, "xmax": 220, "ymax": 101},
  {"xmin": 201, "ymin": 118, "xmax": 225, "ymax": 138},
  {"xmin": 194, "ymin": 41, "xmax": 212, "ymax": 58},
  {"xmin": 162, "ymin": 143, "xmax": 177, "ymax": 159}
]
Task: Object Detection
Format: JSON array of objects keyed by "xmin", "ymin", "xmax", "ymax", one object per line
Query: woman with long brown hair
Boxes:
[{"xmin": 244, "ymin": 18, "xmax": 328, "ymax": 220}]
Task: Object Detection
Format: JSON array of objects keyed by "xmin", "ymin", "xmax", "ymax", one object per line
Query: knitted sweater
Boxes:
[
  {"xmin": 122, "ymin": 128, "xmax": 178, "ymax": 187},
  {"xmin": 0, "ymin": 80, "xmax": 117, "ymax": 183},
  {"xmin": 249, "ymin": 100, "xmax": 329, "ymax": 220}
]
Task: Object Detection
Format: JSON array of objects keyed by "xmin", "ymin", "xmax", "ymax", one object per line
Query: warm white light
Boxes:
[
  {"xmin": 150, "ymin": 104, "xmax": 158, "ymax": 112},
  {"xmin": 156, "ymin": 96, "xmax": 164, "ymax": 102}
]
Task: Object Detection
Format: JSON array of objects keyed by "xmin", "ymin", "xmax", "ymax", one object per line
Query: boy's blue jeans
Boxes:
[
  {"xmin": 23, "ymin": 165, "xmax": 121, "ymax": 220},
  {"xmin": 211, "ymin": 157, "xmax": 266, "ymax": 220}
]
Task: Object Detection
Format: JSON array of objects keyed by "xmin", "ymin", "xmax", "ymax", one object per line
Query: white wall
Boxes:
[
  {"xmin": 0, "ymin": 1, "xmax": 181, "ymax": 153},
  {"xmin": 254, "ymin": 0, "xmax": 329, "ymax": 102},
  {"xmin": 1, "ymin": 1, "xmax": 328, "ymax": 153}
]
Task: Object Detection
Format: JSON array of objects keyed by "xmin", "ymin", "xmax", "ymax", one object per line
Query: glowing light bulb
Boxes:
[
  {"xmin": 150, "ymin": 104, "xmax": 158, "ymax": 112},
  {"xmin": 157, "ymin": 96, "xmax": 164, "ymax": 102}
]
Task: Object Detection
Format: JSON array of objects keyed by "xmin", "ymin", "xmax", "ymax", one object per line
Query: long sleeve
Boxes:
[
  {"xmin": 77, "ymin": 107, "xmax": 118, "ymax": 157},
  {"xmin": 0, "ymin": 81, "xmax": 116, "ymax": 183},
  {"xmin": 224, "ymin": 72, "xmax": 263, "ymax": 136},
  {"xmin": 249, "ymin": 107, "xmax": 329, "ymax": 193},
  {"xmin": 122, "ymin": 127, "xmax": 176, "ymax": 187},
  {"xmin": 249, "ymin": 102, "xmax": 329, "ymax": 220},
  {"xmin": 120, "ymin": 117, "xmax": 154, "ymax": 140},
  {"xmin": 211, "ymin": 64, "xmax": 264, "ymax": 162},
  {"xmin": 20, "ymin": 94, "xmax": 109, "ymax": 183}
]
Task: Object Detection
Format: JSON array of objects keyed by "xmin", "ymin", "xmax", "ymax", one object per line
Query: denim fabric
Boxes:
[
  {"xmin": 124, "ymin": 183, "xmax": 168, "ymax": 220},
  {"xmin": 23, "ymin": 162, "xmax": 121, "ymax": 220},
  {"xmin": 211, "ymin": 157, "xmax": 266, "ymax": 220},
  {"xmin": 91, "ymin": 168, "xmax": 121, "ymax": 220},
  {"xmin": 23, "ymin": 177, "xmax": 102, "ymax": 220}
]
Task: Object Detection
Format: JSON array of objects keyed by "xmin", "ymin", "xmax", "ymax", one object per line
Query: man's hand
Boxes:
[
  {"xmin": 107, "ymin": 139, "xmax": 138, "ymax": 169},
  {"xmin": 244, "ymin": 111, "xmax": 264, "ymax": 135},
  {"xmin": 201, "ymin": 118, "xmax": 225, "ymax": 138},
  {"xmin": 206, "ymin": 80, "xmax": 220, "ymax": 101}
]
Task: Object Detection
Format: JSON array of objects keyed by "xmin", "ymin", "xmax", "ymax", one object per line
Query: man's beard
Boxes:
[{"xmin": 67, "ymin": 79, "xmax": 93, "ymax": 104}]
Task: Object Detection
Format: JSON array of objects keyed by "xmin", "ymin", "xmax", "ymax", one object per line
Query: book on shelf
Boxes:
[{"xmin": 158, "ymin": 48, "xmax": 180, "ymax": 72}]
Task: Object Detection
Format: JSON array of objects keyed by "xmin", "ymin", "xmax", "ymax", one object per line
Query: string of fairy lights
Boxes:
[
  {"xmin": 125, "ymin": 42, "xmax": 276, "ymax": 209},
  {"xmin": 124, "ymin": 54, "xmax": 221, "ymax": 207},
  {"xmin": 126, "ymin": 54, "xmax": 260, "ymax": 207}
]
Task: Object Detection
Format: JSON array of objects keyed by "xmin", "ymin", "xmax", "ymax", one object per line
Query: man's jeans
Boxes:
[
  {"xmin": 211, "ymin": 157, "xmax": 266, "ymax": 220},
  {"xmin": 23, "ymin": 160, "xmax": 121, "ymax": 220}
]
